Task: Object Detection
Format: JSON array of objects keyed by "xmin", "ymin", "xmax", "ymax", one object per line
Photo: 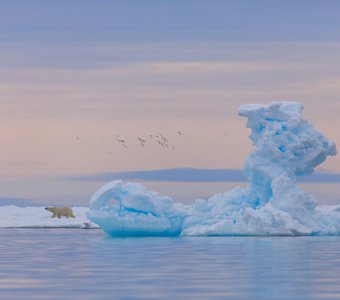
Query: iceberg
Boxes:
[
  {"xmin": 88, "ymin": 102, "xmax": 340, "ymax": 236},
  {"xmin": 88, "ymin": 181, "xmax": 184, "ymax": 236}
]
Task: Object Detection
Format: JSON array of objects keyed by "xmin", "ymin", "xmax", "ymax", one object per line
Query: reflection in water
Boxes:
[{"xmin": 0, "ymin": 229, "xmax": 339, "ymax": 299}]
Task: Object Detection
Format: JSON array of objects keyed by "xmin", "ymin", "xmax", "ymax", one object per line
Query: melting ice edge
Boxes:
[{"xmin": 88, "ymin": 102, "xmax": 340, "ymax": 236}]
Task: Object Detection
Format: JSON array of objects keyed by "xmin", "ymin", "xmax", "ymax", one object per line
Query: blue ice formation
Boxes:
[
  {"xmin": 88, "ymin": 181, "xmax": 185, "ymax": 236},
  {"xmin": 88, "ymin": 102, "xmax": 340, "ymax": 236}
]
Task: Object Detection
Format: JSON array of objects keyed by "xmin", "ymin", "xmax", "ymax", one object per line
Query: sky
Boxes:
[{"xmin": 1, "ymin": 0, "xmax": 340, "ymax": 206}]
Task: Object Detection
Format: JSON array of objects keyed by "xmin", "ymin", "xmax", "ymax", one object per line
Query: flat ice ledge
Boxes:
[{"xmin": 0, "ymin": 206, "xmax": 99, "ymax": 229}]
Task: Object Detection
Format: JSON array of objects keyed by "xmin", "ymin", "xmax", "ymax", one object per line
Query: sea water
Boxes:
[{"xmin": 0, "ymin": 229, "xmax": 339, "ymax": 300}]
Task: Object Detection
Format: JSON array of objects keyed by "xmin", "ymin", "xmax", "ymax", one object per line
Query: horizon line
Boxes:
[{"xmin": 64, "ymin": 167, "xmax": 340, "ymax": 183}]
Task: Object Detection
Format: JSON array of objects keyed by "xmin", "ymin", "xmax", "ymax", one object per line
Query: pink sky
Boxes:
[{"xmin": 1, "ymin": 1, "xmax": 340, "ymax": 205}]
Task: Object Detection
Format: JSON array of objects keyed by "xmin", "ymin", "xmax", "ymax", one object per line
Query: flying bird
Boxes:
[
  {"xmin": 156, "ymin": 139, "xmax": 168, "ymax": 148},
  {"xmin": 137, "ymin": 137, "xmax": 146, "ymax": 148},
  {"xmin": 115, "ymin": 137, "xmax": 128, "ymax": 149},
  {"xmin": 177, "ymin": 131, "xmax": 184, "ymax": 136},
  {"xmin": 160, "ymin": 136, "xmax": 168, "ymax": 142}
]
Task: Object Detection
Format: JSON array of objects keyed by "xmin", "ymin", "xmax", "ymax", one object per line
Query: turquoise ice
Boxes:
[{"xmin": 88, "ymin": 102, "xmax": 340, "ymax": 236}]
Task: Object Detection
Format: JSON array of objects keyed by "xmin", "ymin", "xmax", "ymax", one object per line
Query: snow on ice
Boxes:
[{"xmin": 0, "ymin": 206, "xmax": 98, "ymax": 228}]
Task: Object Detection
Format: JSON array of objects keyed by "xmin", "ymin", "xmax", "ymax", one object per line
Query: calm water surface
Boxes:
[{"xmin": 0, "ymin": 229, "xmax": 339, "ymax": 300}]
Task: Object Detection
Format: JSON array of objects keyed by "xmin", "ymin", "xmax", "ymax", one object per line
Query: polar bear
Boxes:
[{"xmin": 45, "ymin": 207, "xmax": 75, "ymax": 218}]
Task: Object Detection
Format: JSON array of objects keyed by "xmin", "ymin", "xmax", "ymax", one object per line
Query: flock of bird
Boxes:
[
  {"xmin": 114, "ymin": 131, "xmax": 184, "ymax": 150},
  {"xmin": 75, "ymin": 130, "xmax": 228, "ymax": 154}
]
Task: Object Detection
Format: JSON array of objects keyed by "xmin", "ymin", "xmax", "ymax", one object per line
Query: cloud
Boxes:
[
  {"xmin": 115, "ymin": 61, "xmax": 299, "ymax": 76},
  {"xmin": 66, "ymin": 168, "xmax": 246, "ymax": 182},
  {"xmin": 0, "ymin": 197, "xmax": 40, "ymax": 207},
  {"xmin": 65, "ymin": 168, "xmax": 340, "ymax": 183},
  {"xmin": 300, "ymin": 172, "xmax": 340, "ymax": 183}
]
